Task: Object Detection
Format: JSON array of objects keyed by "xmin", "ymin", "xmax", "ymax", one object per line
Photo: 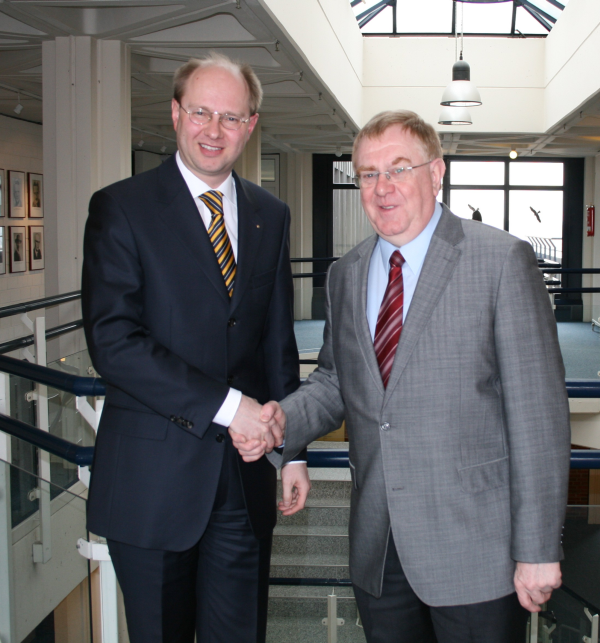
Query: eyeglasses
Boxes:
[
  {"xmin": 353, "ymin": 160, "xmax": 433, "ymax": 188},
  {"xmin": 179, "ymin": 105, "xmax": 251, "ymax": 131}
]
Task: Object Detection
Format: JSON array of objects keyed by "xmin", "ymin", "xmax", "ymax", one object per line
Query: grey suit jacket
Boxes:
[{"xmin": 271, "ymin": 206, "xmax": 571, "ymax": 606}]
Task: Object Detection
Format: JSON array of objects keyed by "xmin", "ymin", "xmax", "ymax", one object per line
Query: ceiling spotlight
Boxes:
[
  {"xmin": 335, "ymin": 146, "xmax": 342, "ymax": 157},
  {"xmin": 438, "ymin": 106, "xmax": 472, "ymax": 126},
  {"xmin": 509, "ymin": 149, "xmax": 518, "ymax": 159},
  {"xmin": 160, "ymin": 145, "xmax": 167, "ymax": 153},
  {"xmin": 14, "ymin": 92, "xmax": 23, "ymax": 115},
  {"xmin": 138, "ymin": 139, "xmax": 144, "ymax": 148}
]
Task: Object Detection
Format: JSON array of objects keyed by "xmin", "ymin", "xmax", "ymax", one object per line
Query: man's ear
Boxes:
[
  {"xmin": 171, "ymin": 98, "xmax": 181, "ymax": 132},
  {"xmin": 246, "ymin": 113, "xmax": 259, "ymax": 139},
  {"xmin": 430, "ymin": 157, "xmax": 446, "ymax": 195}
]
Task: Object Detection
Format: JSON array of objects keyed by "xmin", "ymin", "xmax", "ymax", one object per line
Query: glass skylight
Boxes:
[{"xmin": 352, "ymin": 0, "xmax": 569, "ymax": 36}]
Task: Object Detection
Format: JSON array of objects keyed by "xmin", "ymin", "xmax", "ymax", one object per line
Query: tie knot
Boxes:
[
  {"xmin": 199, "ymin": 190, "xmax": 224, "ymax": 216},
  {"xmin": 390, "ymin": 250, "xmax": 405, "ymax": 269}
]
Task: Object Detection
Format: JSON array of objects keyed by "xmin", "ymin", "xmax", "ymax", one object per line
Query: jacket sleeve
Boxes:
[
  {"xmin": 82, "ymin": 189, "xmax": 229, "ymax": 439},
  {"xmin": 494, "ymin": 239, "xmax": 571, "ymax": 563},
  {"xmin": 269, "ymin": 267, "xmax": 346, "ymax": 468}
]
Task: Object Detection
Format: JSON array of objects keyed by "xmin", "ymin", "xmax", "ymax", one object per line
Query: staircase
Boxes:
[{"xmin": 267, "ymin": 442, "xmax": 366, "ymax": 643}]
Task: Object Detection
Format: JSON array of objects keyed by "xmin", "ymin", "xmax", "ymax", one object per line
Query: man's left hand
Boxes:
[
  {"xmin": 514, "ymin": 561, "xmax": 562, "ymax": 612},
  {"xmin": 279, "ymin": 462, "xmax": 311, "ymax": 516}
]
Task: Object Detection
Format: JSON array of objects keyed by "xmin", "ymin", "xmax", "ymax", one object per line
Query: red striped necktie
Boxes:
[
  {"xmin": 199, "ymin": 190, "xmax": 236, "ymax": 297},
  {"xmin": 374, "ymin": 250, "xmax": 405, "ymax": 388}
]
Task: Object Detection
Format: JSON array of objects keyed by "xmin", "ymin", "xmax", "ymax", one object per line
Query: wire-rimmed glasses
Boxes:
[
  {"xmin": 353, "ymin": 160, "xmax": 433, "ymax": 188},
  {"xmin": 178, "ymin": 104, "xmax": 251, "ymax": 131}
]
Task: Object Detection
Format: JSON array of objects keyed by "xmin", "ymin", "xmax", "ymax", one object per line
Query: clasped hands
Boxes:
[{"xmin": 228, "ymin": 395, "xmax": 285, "ymax": 463}]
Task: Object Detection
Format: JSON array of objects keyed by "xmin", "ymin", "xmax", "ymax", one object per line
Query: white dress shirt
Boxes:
[
  {"xmin": 176, "ymin": 152, "xmax": 242, "ymax": 427},
  {"xmin": 366, "ymin": 201, "xmax": 443, "ymax": 340}
]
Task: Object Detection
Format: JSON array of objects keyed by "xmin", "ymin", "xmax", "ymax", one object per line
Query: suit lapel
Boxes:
[
  {"xmin": 384, "ymin": 207, "xmax": 464, "ymax": 400},
  {"xmin": 352, "ymin": 236, "xmax": 386, "ymax": 395},
  {"xmin": 230, "ymin": 172, "xmax": 263, "ymax": 312},
  {"xmin": 155, "ymin": 156, "xmax": 230, "ymax": 305}
]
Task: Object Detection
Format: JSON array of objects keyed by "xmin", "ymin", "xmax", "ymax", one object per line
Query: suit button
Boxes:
[
  {"xmin": 380, "ymin": 422, "xmax": 390, "ymax": 431},
  {"xmin": 216, "ymin": 433, "xmax": 225, "ymax": 443},
  {"xmin": 227, "ymin": 376, "xmax": 234, "ymax": 386},
  {"xmin": 170, "ymin": 415, "xmax": 176, "ymax": 422},
  {"xmin": 186, "ymin": 421, "xmax": 193, "ymax": 429},
  {"xmin": 228, "ymin": 318, "xmax": 237, "ymax": 327}
]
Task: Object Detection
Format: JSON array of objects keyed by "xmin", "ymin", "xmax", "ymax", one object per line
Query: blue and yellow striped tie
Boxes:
[{"xmin": 199, "ymin": 190, "xmax": 236, "ymax": 297}]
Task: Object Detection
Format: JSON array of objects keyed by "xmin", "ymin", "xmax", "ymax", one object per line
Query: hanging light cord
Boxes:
[{"xmin": 460, "ymin": 2, "xmax": 464, "ymax": 60}]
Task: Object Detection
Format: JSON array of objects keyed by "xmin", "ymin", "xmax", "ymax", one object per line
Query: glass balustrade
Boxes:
[{"xmin": 0, "ymin": 457, "xmax": 94, "ymax": 643}]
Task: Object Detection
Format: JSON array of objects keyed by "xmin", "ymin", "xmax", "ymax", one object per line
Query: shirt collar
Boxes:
[
  {"xmin": 378, "ymin": 201, "xmax": 443, "ymax": 275},
  {"xmin": 176, "ymin": 151, "xmax": 236, "ymax": 206}
]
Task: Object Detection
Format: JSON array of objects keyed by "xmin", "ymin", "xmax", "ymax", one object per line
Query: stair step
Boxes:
[
  {"xmin": 277, "ymin": 502, "xmax": 350, "ymax": 527},
  {"xmin": 270, "ymin": 552, "xmax": 349, "ymax": 579},
  {"xmin": 266, "ymin": 616, "xmax": 367, "ymax": 643},
  {"xmin": 268, "ymin": 594, "xmax": 358, "ymax": 618},
  {"xmin": 272, "ymin": 528, "xmax": 348, "ymax": 556}
]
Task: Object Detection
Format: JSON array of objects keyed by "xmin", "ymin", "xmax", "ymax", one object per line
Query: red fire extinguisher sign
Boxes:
[{"xmin": 587, "ymin": 205, "xmax": 595, "ymax": 237}]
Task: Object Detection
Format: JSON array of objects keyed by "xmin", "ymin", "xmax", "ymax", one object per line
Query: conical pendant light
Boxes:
[{"xmin": 440, "ymin": 54, "xmax": 482, "ymax": 107}]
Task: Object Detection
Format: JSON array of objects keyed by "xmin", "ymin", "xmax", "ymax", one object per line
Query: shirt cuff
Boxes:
[
  {"xmin": 213, "ymin": 388, "xmax": 242, "ymax": 427},
  {"xmin": 284, "ymin": 460, "xmax": 307, "ymax": 466}
]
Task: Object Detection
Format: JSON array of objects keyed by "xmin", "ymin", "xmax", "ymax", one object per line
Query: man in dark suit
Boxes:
[
  {"xmin": 82, "ymin": 53, "xmax": 310, "ymax": 643},
  {"xmin": 260, "ymin": 110, "xmax": 570, "ymax": 643}
]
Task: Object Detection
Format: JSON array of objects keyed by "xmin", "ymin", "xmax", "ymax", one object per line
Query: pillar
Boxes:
[
  {"xmin": 287, "ymin": 153, "xmax": 313, "ymax": 320},
  {"xmin": 234, "ymin": 123, "xmax": 261, "ymax": 185},
  {"xmin": 42, "ymin": 36, "xmax": 131, "ymax": 361}
]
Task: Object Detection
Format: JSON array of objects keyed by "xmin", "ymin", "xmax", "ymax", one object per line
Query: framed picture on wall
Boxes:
[
  {"xmin": 8, "ymin": 171, "xmax": 26, "ymax": 218},
  {"xmin": 9, "ymin": 226, "xmax": 26, "ymax": 273},
  {"xmin": 0, "ymin": 226, "xmax": 5, "ymax": 275},
  {"xmin": 29, "ymin": 225, "xmax": 44, "ymax": 271},
  {"xmin": 28, "ymin": 173, "xmax": 43, "ymax": 218},
  {"xmin": 0, "ymin": 169, "xmax": 5, "ymax": 218}
]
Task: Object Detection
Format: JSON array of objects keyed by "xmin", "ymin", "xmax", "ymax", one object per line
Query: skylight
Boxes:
[{"xmin": 351, "ymin": 0, "xmax": 568, "ymax": 36}]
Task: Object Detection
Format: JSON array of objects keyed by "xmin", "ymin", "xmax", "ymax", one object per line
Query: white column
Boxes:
[
  {"xmin": 234, "ymin": 122, "xmax": 261, "ymax": 185},
  {"xmin": 582, "ymin": 157, "xmax": 596, "ymax": 321},
  {"xmin": 42, "ymin": 37, "xmax": 131, "ymax": 362},
  {"xmin": 591, "ymin": 156, "xmax": 600, "ymax": 322},
  {"xmin": 287, "ymin": 153, "xmax": 313, "ymax": 320}
]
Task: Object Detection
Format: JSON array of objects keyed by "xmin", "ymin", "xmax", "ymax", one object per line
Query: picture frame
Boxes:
[
  {"xmin": 28, "ymin": 173, "xmax": 43, "ymax": 218},
  {"xmin": 9, "ymin": 226, "xmax": 26, "ymax": 273},
  {"xmin": 8, "ymin": 170, "xmax": 26, "ymax": 218},
  {"xmin": 0, "ymin": 168, "xmax": 5, "ymax": 218},
  {"xmin": 29, "ymin": 225, "xmax": 44, "ymax": 271},
  {"xmin": 0, "ymin": 226, "xmax": 5, "ymax": 275}
]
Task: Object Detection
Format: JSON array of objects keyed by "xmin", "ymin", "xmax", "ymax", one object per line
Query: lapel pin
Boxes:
[{"xmin": 257, "ymin": 224, "xmax": 260, "ymax": 228}]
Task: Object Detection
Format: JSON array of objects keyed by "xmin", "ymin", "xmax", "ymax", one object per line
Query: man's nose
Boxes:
[
  {"xmin": 203, "ymin": 114, "xmax": 223, "ymax": 138},
  {"xmin": 374, "ymin": 172, "xmax": 393, "ymax": 195}
]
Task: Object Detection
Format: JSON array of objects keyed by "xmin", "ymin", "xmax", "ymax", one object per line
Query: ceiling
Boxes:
[{"xmin": 0, "ymin": 0, "xmax": 599, "ymax": 160}]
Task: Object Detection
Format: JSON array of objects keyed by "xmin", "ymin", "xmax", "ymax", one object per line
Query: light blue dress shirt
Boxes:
[{"xmin": 366, "ymin": 201, "xmax": 443, "ymax": 340}]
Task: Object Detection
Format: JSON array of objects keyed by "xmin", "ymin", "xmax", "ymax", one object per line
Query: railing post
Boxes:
[
  {"xmin": 32, "ymin": 316, "xmax": 51, "ymax": 564},
  {"xmin": 584, "ymin": 607, "xmax": 599, "ymax": 643},
  {"xmin": 322, "ymin": 590, "xmax": 344, "ymax": 643},
  {"xmin": 78, "ymin": 538, "xmax": 119, "ymax": 643},
  {"xmin": 0, "ymin": 373, "xmax": 17, "ymax": 643},
  {"xmin": 530, "ymin": 611, "xmax": 539, "ymax": 643}
]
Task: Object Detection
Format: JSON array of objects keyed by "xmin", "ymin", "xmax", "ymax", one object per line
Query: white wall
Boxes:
[
  {"xmin": 544, "ymin": 0, "xmax": 600, "ymax": 131},
  {"xmin": 258, "ymin": 0, "xmax": 363, "ymax": 129},
  {"xmin": 0, "ymin": 114, "xmax": 45, "ymax": 351},
  {"xmin": 362, "ymin": 36, "xmax": 546, "ymax": 132}
]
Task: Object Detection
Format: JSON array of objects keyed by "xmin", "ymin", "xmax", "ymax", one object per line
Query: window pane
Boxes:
[
  {"xmin": 333, "ymin": 161, "xmax": 355, "ymax": 185},
  {"xmin": 333, "ymin": 190, "xmax": 372, "ymax": 257},
  {"xmin": 396, "ymin": 0, "xmax": 452, "ymax": 33},
  {"xmin": 360, "ymin": 5, "xmax": 393, "ymax": 33},
  {"xmin": 458, "ymin": 2, "xmax": 514, "ymax": 34},
  {"xmin": 509, "ymin": 163, "xmax": 564, "ymax": 186},
  {"xmin": 450, "ymin": 161, "xmax": 505, "ymax": 186},
  {"xmin": 508, "ymin": 191, "xmax": 563, "ymax": 262},
  {"xmin": 261, "ymin": 159, "xmax": 275, "ymax": 182},
  {"xmin": 449, "ymin": 190, "xmax": 505, "ymax": 231},
  {"xmin": 515, "ymin": 6, "xmax": 552, "ymax": 35}
]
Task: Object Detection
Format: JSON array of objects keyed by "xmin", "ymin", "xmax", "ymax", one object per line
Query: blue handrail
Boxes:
[
  {"xmin": 0, "ymin": 354, "xmax": 106, "ymax": 396},
  {"xmin": 0, "ymin": 413, "xmax": 94, "ymax": 466}
]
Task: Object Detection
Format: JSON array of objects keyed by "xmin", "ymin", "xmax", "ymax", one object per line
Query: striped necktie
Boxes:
[
  {"xmin": 199, "ymin": 190, "xmax": 236, "ymax": 297},
  {"xmin": 374, "ymin": 250, "xmax": 405, "ymax": 388}
]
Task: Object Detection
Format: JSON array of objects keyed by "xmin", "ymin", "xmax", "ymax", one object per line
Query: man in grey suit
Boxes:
[{"xmin": 243, "ymin": 110, "xmax": 571, "ymax": 642}]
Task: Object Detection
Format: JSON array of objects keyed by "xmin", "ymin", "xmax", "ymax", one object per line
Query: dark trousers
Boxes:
[
  {"xmin": 107, "ymin": 440, "xmax": 272, "ymax": 643},
  {"xmin": 353, "ymin": 534, "xmax": 529, "ymax": 643}
]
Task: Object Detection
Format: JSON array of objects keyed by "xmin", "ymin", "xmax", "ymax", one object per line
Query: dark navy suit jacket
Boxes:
[{"xmin": 82, "ymin": 155, "xmax": 300, "ymax": 550}]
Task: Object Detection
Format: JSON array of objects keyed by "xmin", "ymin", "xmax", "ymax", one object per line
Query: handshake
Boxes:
[{"xmin": 228, "ymin": 394, "xmax": 287, "ymax": 462}]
